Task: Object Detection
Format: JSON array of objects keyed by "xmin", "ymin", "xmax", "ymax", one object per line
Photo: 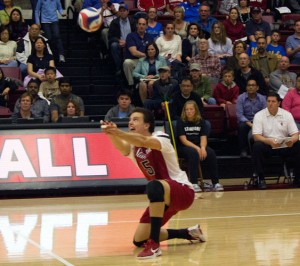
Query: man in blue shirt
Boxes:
[
  {"xmin": 197, "ymin": 3, "xmax": 217, "ymax": 34},
  {"xmin": 286, "ymin": 20, "xmax": 300, "ymax": 64},
  {"xmin": 236, "ymin": 76, "xmax": 266, "ymax": 158},
  {"xmin": 82, "ymin": 0, "xmax": 122, "ymax": 9},
  {"xmin": 179, "ymin": 0, "xmax": 201, "ymax": 22}
]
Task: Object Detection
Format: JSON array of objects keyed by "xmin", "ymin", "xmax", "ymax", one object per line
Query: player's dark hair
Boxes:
[{"xmin": 131, "ymin": 107, "xmax": 155, "ymax": 133}]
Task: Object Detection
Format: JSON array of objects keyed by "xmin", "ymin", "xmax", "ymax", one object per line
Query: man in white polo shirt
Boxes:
[{"xmin": 252, "ymin": 92, "xmax": 300, "ymax": 189}]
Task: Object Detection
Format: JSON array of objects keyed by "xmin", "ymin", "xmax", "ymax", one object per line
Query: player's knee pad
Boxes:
[
  {"xmin": 133, "ymin": 239, "xmax": 147, "ymax": 247},
  {"xmin": 146, "ymin": 180, "xmax": 164, "ymax": 203}
]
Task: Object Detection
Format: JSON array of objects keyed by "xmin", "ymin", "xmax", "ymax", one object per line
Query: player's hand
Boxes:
[
  {"xmin": 100, "ymin": 120, "xmax": 118, "ymax": 134},
  {"xmin": 199, "ymin": 147, "xmax": 207, "ymax": 161}
]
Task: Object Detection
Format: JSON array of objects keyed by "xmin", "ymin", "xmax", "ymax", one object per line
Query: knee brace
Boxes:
[{"xmin": 146, "ymin": 180, "xmax": 164, "ymax": 203}]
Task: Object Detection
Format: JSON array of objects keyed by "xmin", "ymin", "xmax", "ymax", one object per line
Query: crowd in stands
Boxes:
[{"xmin": 1, "ymin": 0, "xmax": 300, "ymax": 190}]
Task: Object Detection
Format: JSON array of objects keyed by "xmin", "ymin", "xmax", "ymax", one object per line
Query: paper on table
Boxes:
[
  {"xmin": 275, "ymin": 7, "xmax": 291, "ymax": 14},
  {"xmin": 277, "ymin": 84, "xmax": 289, "ymax": 99}
]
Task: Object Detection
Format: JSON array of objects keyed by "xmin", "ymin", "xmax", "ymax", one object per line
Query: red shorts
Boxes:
[{"xmin": 139, "ymin": 180, "xmax": 194, "ymax": 225}]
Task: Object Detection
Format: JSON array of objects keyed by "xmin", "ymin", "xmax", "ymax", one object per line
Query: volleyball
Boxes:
[{"xmin": 78, "ymin": 7, "xmax": 102, "ymax": 32}]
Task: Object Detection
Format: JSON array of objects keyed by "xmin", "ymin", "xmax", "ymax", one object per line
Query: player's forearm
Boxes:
[{"xmin": 107, "ymin": 133, "xmax": 131, "ymax": 156}]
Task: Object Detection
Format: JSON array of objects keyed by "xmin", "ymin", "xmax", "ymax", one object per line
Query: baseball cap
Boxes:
[
  {"xmin": 189, "ymin": 63, "xmax": 200, "ymax": 71},
  {"xmin": 119, "ymin": 3, "xmax": 129, "ymax": 10},
  {"xmin": 158, "ymin": 66, "xmax": 170, "ymax": 71},
  {"xmin": 251, "ymin": 7, "xmax": 262, "ymax": 13}
]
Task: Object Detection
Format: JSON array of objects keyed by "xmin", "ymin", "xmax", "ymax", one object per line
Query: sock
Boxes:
[
  {"xmin": 150, "ymin": 217, "xmax": 162, "ymax": 244},
  {"xmin": 167, "ymin": 229, "xmax": 190, "ymax": 240}
]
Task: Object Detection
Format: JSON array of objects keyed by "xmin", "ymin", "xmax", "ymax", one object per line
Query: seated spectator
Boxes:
[
  {"xmin": 182, "ymin": 23, "xmax": 206, "ymax": 64},
  {"xmin": 213, "ymin": 68, "xmax": 239, "ymax": 109},
  {"xmin": 179, "ymin": 0, "xmax": 201, "ymax": 22},
  {"xmin": 144, "ymin": 66, "xmax": 179, "ymax": 116},
  {"xmin": 63, "ymin": 99, "xmax": 82, "ymax": 117},
  {"xmin": 0, "ymin": 0, "xmax": 21, "ymax": 26},
  {"xmin": 189, "ymin": 63, "xmax": 216, "ymax": 105},
  {"xmin": 14, "ymin": 79, "xmax": 50, "ymax": 123},
  {"xmin": 286, "ymin": 0, "xmax": 300, "ymax": 14},
  {"xmin": 123, "ymin": 18, "xmax": 154, "ymax": 88},
  {"xmin": 237, "ymin": 0, "xmax": 251, "ymax": 25},
  {"xmin": 38, "ymin": 66, "xmax": 60, "ymax": 104},
  {"xmin": 286, "ymin": 20, "xmax": 300, "ymax": 65},
  {"xmin": 269, "ymin": 56, "xmax": 296, "ymax": 94},
  {"xmin": 137, "ymin": 0, "xmax": 166, "ymax": 14},
  {"xmin": 227, "ymin": 40, "xmax": 247, "ymax": 71},
  {"xmin": 245, "ymin": 7, "xmax": 271, "ymax": 44},
  {"xmin": 197, "ymin": 3, "xmax": 218, "ymax": 34},
  {"xmin": 177, "ymin": 100, "xmax": 224, "ymax": 192},
  {"xmin": 236, "ymin": 76, "xmax": 266, "ymax": 158},
  {"xmin": 156, "ymin": 22, "xmax": 182, "ymax": 63},
  {"xmin": 266, "ymin": 30, "xmax": 286, "ymax": 59},
  {"xmin": 219, "ymin": 0, "xmax": 238, "ymax": 15},
  {"xmin": 266, "ymin": 0, "xmax": 286, "ymax": 22},
  {"xmin": 146, "ymin": 7, "xmax": 163, "ymax": 40},
  {"xmin": 165, "ymin": 0, "xmax": 184, "ymax": 16},
  {"xmin": 247, "ymin": 30, "xmax": 264, "ymax": 56},
  {"xmin": 252, "ymin": 91, "xmax": 300, "ymax": 189},
  {"xmin": 50, "ymin": 77, "xmax": 85, "ymax": 122},
  {"xmin": 250, "ymin": 36, "xmax": 278, "ymax": 87},
  {"xmin": 208, "ymin": 21, "xmax": 233, "ymax": 65},
  {"xmin": 104, "ymin": 89, "xmax": 135, "ymax": 121},
  {"xmin": 282, "ymin": 74, "xmax": 300, "ymax": 129},
  {"xmin": 235, "ymin": 52, "xmax": 266, "ymax": 95},
  {"xmin": 0, "ymin": 26, "xmax": 17, "ymax": 67},
  {"xmin": 0, "ymin": 66, "xmax": 18, "ymax": 107},
  {"xmin": 222, "ymin": 7, "xmax": 246, "ymax": 43},
  {"xmin": 249, "ymin": 0, "xmax": 267, "ymax": 11},
  {"xmin": 173, "ymin": 6, "xmax": 189, "ymax": 39},
  {"xmin": 24, "ymin": 37, "xmax": 57, "ymax": 87},
  {"xmin": 7, "ymin": 8, "xmax": 28, "ymax": 42},
  {"xmin": 170, "ymin": 78, "xmax": 203, "ymax": 119},
  {"xmin": 108, "ymin": 4, "xmax": 136, "ymax": 75},
  {"xmin": 11, "ymin": 92, "xmax": 36, "ymax": 123},
  {"xmin": 133, "ymin": 42, "xmax": 168, "ymax": 103},
  {"xmin": 189, "ymin": 38, "xmax": 222, "ymax": 89}
]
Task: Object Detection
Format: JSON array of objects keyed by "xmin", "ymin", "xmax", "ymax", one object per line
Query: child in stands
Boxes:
[{"xmin": 266, "ymin": 30, "xmax": 287, "ymax": 60}]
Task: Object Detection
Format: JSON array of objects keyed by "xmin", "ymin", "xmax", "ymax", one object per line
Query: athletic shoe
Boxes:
[
  {"xmin": 137, "ymin": 239, "xmax": 161, "ymax": 260},
  {"xmin": 213, "ymin": 183, "xmax": 224, "ymax": 191},
  {"xmin": 203, "ymin": 181, "xmax": 213, "ymax": 189},
  {"xmin": 187, "ymin": 224, "xmax": 206, "ymax": 242},
  {"xmin": 192, "ymin": 184, "xmax": 202, "ymax": 192}
]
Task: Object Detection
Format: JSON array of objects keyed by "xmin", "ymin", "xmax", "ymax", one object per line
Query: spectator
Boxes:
[
  {"xmin": 189, "ymin": 63, "xmax": 216, "ymax": 105},
  {"xmin": 136, "ymin": 0, "xmax": 166, "ymax": 13},
  {"xmin": 222, "ymin": 7, "xmax": 246, "ymax": 43},
  {"xmin": 269, "ymin": 56, "xmax": 296, "ymax": 94},
  {"xmin": 63, "ymin": 100, "xmax": 81, "ymax": 117},
  {"xmin": 170, "ymin": 78, "xmax": 204, "ymax": 119},
  {"xmin": 123, "ymin": 18, "xmax": 153, "ymax": 88},
  {"xmin": 282, "ymin": 74, "xmax": 300, "ymax": 129},
  {"xmin": 250, "ymin": 36, "xmax": 278, "ymax": 87},
  {"xmin": 35, "ymin": 0, "xmax": 67, "ymax": 63},
  {"xmin": 208, "ymin": 21, "xmax": 233, "ymax": 65},
  {"xmin": 146, "ymin": 7, "xmax": 163, "ymax": 40},
  {"xmin": 236, "ymin": 76, "xmax": 266, "ymax": 158},
  {"xmin": 16, "ymin": 24, "xmax": 52, "ymax": 79},
  {"xmin": 189, "ymin": 38, "xmax": 222, "ymax": 89},
  {"xmin": 177, "ymin": 100, "xmax": 224, "ymax": 192},
  {"xmin": 245, "ymin": 7, "xmax": 271, "ymax": 44},
  {"xmin": 286, "ymin": 20, "xmax": 300, "ymax": 65},
  {"xmin": 173, "ymin": 6, "xmax": 189, "ymax": 39},
  {"xmin": 50, "ymin": 77, "xmax": 85, "ymax": 122},
  {"xmin": 82, "ymin": 0, "xmax": 123, "ymax": 9},
  {"xmin": 248, "ymin": 0, "xmax": 267, "ymax": 11},
  {"xmin": 286, "ymin": 0, "xmax": 300, "ymax": 14},
  {"xmin": 0, "ymin": 0, "xmax": 21, "ymax": 26},
  {"xmin": 38, "ymin": 66, "xmax": 60, "ymax": 104},
  {"xmin": 165, "ymin": 0, "xmax": 184, "ymax": 15},
  {"xmin": 179, "ymin": 0, "xmax": 201, "ymax": 22},
  {"xmin": 252, "ymin": 92, "xmax": 300, "ymax": 189},
  {"xmin": 7, "ymin": 8, "xmax": 27, "ymax": 42},
  {"xmin": 218, "ymin": 0, "xmax": 238, "ymax": 15},
  {"xmin": 266, "ymin": 0, "xmax": 286, "ymax": 21},
  {"xmin": 133, "ymin": 42, "xmax": 168, "ymax": 103},
  {"xmin": 182, "ymin": 23, "xmax": 206, "ymax": 64},
  {"xmin": 227, "ymin": 40, "xmax": 247, "ymax": 71},
  {"xmin": 156, "ymin": 22, "xmax": 182, "ymax": 62},
  {"xmin": 0, "ymin": 26, "xmax": 17, "ymax": 67},
  {"xmin": 108, "ymin": 3, "xmax": 136, "ymax": 75},
  {"xmin": 247, "ymin": 29, "xmax": 264, "ymax": 56},
  {"xmin": 14, "ymin": 79, "xmax": 50, "ymax": 123},
  {"xmin": 237, "ymin": 0, "xmax": 251, "ymax": 25},
  {"xmin": 30, "ymin": 0, "xmax": 38, "ymax": 23},
  {"xmin": 143, "ymin": 66, "xmax": 179, "ymax": 115},
  {"xmin": 11, "ymin": 92, "xmax": 35, "ymax": 123},
  {"xmin": 234, "ymin": 52, "xmax": 266, "ymax": 95},
  {"xmin": 104, "ymin": 89, "xmax": 135, "ymax": 121},
  {"xmin": 0, "ymin": 66, "xmax": 18, "ymax": 107},
  {"xmin": 197, "ymin": 3, "xmax": 218, "ymax": 34},
  {"xmin": 213, "ymin": 68, "xmax": 239, "ymax": 109},
  {"xmin": 266, "ymin": 30, "xmax": 286, "ymax": 59}
]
